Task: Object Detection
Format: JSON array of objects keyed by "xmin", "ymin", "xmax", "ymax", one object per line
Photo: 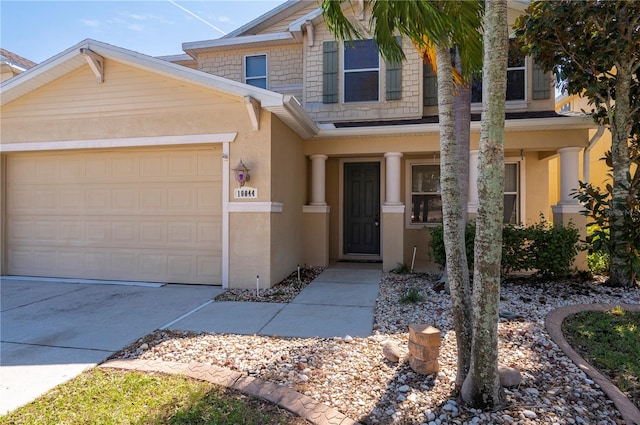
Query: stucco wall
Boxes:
[
  {"xmin": 269, "ymin": 115, "xmax": 306, "ymax": 283},
  {"xmin": 0, "ymin": 61, "xmax": 252, "ymax": 143}
]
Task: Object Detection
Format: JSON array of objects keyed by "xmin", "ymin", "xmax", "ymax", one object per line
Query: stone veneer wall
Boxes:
[
  {"xmin": 304, "ymin": 10, "xmax": 423, "ymax": 123},
  {"xmin": 198, "ymin": 44, "xmax": 303, "ymax": 98}
]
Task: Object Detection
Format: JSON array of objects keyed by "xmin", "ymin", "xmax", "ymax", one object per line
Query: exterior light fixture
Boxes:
[{"xmin": 233, "ymin": 160, "xmax": 250, "ymax": 186}]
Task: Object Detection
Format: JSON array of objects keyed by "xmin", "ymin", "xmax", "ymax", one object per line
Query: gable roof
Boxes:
[
  {"xmin": 0, "ymin": 39, "xmax": 318, "ymax": 139},
  {"xmin": 223, "ymin": 0, "xmax": 309, "ymax": 38},
  {"xmin": 0, "ymin": 48, "xmax": 37, "ymax": 71},
  {"xmin": 182, "ymin": 0, "xmax": 322, "ymax": 55}
]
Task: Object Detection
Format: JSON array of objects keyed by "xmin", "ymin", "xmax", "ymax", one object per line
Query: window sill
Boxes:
[{"xmin": 471, "ymin": 100, "xmax": 528, "ymax": 112}]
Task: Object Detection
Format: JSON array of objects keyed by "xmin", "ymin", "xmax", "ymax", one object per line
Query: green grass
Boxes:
[
  {"xmin": 562, "ymin": 308, "xmax": 640, "ymax": 407},
  {"xmin": 0, "ymin": 369, "xmax": 307, "ymax": 425},
  {"xmin": 400, "ymin": 287, "xmax": 425, "ymax": 304}
]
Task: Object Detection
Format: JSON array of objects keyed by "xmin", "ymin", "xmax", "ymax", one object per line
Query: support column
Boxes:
[
  {"xmin": 384, "ymin": 152, "xmax": 403, "ymax": 205},
  {"xmin": 468, "ymin": 150, "xmax": 479, "ymax": 218},
  {"xmin": 310, "ymin": 154, "xmax": 328, "ymax": 206},
  {"xmin": 304, "ymin": 154, "xmax": 330, "ymax": 267},
  {"xmin": 382, "ymin": 152, "xmax": 405, "ymax": 271},
  {"xmin": 551, "ymin": 146, "xmax": 587, "ymax": 270}
]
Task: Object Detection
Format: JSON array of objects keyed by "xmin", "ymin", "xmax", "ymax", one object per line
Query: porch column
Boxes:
[
  {"xmin": 551, "ymin": 146, "xmax": 587, "ymax": 270},
  {"xmin": 303, "ymin": 154, "xmax": 330, "ymax": 267},
  {"xmin": 384, "ymin": 152, "xmax": 403, "ymax": 205},
  {"xmin": 382, "ymin": 152, "xmax": 405, "ymax": 271},
  {"xmin": 468, "ymin": 150, "xmax": 479, "ymax": 218},
  {"xmin": 310, "ymin": 154, "xmax": 328, "ymax": 205}
]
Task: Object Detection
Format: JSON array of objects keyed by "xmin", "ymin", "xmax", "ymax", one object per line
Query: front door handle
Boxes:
[{"xmin": 374, "ymin": 216, "xmax": 379, "ymax": 227}]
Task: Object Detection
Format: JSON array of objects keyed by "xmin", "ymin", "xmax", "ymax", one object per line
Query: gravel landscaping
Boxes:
[{"xmin": 112, "ymin": 272, "xmax": 640, "ymax": 425}]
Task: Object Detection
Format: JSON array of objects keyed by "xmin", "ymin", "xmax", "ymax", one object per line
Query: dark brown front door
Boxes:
[{"xmin": 344, "ymin": 162, "xmax": 380, "ymax": 255}]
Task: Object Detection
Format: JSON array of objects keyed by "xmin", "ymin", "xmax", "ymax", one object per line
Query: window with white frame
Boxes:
[
  {"xmin": 408, "ymin": 161, "xmax": 520, "ymax": 225},
  {"xmin": 344, "ymin": 39, "xmax": 379, "ymax": 102},
  {"xmin": 504, "ymin": 162, "xmax": 520, "ymax": 224},
  {"xmin": 471, "ymin": 40, "xmax": 526, "ymax": 103},
  {"xmin": 410, "ymin": 164, "xmax": 442, "ymax": 224},
  {"xmin": 245, "ymin": 54, "xmax": 267, "ymax": 89}
]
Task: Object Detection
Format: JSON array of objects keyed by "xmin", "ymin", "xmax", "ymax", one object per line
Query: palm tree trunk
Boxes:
[
  {"xmin": 461, "ymin": 0, "xmax": 507, "ymax": 409},
  {"xmin": 435, "ymin": 43, "xmax": 472, "ymax": 391}
]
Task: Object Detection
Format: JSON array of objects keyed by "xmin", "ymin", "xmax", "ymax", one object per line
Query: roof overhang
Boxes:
[
  {"xmin": 223, "ymin": 0, "xmax": 310, "ymax": 38},
  {"xmin": 0, "ymin": 39, "xmax": 319, "ymax": 140},
  {"xmin": 182, "ymin": 32, "xmax": 300, "ymax": 56},
  {"xmin": 314, "ymin": 115, "xmax": 597, "ymax": 139}
]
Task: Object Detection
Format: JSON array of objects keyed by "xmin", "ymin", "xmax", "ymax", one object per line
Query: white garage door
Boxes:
[{"xmin": 6, "ymin": 147, "xmax": 222, "ymax": 285}]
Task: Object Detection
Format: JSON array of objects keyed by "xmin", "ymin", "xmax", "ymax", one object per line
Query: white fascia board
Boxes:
[
  {"xmin": 314, "ymin": 116, "xmax": 597, "ymax": 139},
  {"xmin": 288, "ymin": 8, "xmax": 323, "ymax": 31},
  {"xmin": 0, "ymin": 133, "xmax": 237, "ymax": 153},
  {"xmin": 224, "ymin": 0, "xmax": 307, "ymax": 38},
  {"xmin": 183, "ymin": 32, "xmax": 295, "ymax": 53},
  {"xmin": 156, "ymin": 53, "xmax": 194, "ymax": 62},
  {"xmin": 0, "ymin": 43, "xmax": 87, "ymax": 104},
  {"xmin": 263, "ymin": 95, "xmax": 319, "ymax": 139}
]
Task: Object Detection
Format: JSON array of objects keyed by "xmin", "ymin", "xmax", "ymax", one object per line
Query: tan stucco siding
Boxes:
[
  {"xmin": 1, "ymin": 61, "xmax": 252, "ymax": 144},
  {"xmin": 269, "ymin": 116, "xmax": 306, "ymax": 282},
  {"xmin": 523, "ymin": 151, "xmax": 552, "ymax": 224},
  {"xmin": 198, "ymin": 45, "xmax": 303, "ymax": 97},
  {"xmin": 229, "ymin": 212, "xmax": 271, "ymax": 287}
]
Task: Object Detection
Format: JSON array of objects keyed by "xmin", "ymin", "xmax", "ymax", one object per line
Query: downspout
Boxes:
[
  {"xmin": 583, "ymin": 125, "xmax": 605, "ymax": 183},
  {"xmin": 222, "ymin": 142, "xmax": 230, "ymax": 289}
]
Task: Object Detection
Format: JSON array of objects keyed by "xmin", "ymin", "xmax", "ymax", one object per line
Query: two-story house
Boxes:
[{"xmin": 0, "ymin": 0, "xmax": 596, "ymax": 288}]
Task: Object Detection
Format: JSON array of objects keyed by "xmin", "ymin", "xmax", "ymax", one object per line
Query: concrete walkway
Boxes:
[
  {"xmin": 0, "ymin": 265, "xmax": 380, "ymax": 415},
  {"xmin": 171, "ymin": 266, "xmax": 382, "ymax": 338}
]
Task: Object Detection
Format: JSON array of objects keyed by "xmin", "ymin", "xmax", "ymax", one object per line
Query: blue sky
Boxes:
[{"xmin": 1, "ymin": 1, "xmax": 287, "ymax": 64}]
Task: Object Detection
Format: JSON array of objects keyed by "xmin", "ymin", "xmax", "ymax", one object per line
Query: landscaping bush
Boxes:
[{"xmin": 428, "ymin": 218, "xmax": 579, "ymax": 278}]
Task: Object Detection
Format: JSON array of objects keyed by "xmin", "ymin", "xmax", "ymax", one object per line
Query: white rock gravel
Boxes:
[{"xmin": 112, "ymin": 273, "xmax": 640, "ymax": 425}]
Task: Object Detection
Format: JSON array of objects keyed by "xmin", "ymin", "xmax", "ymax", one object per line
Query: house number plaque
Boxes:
[{"xmin": 234, "ymin": 187, "xmax": 258, "ymax": 199}]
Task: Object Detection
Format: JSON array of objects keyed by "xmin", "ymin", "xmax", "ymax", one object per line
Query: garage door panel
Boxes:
[{"xmin": 7, "ymin": 148, "xmax": 222, "ymax": 285}]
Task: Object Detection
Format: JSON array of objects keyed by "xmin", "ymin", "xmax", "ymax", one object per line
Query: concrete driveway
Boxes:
[{"xmin": 0, "ymin": 278, "xmax": 223, "ymax": 415}]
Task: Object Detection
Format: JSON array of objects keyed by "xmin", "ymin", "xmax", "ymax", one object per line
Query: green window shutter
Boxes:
[
  {"xmin": 423, "ymin": 63, "xmax": 438, "ymax": 106},
  {"xmin": 323, "ymin": 41, "xmax": 338, "ymax": 103},
  {"xmin": 385, "ymin": 36, "xmax": 402, "ymax": 101},
  {"xmin": 532, "ymin": 60, "xmax": 550, "ymax": 100}
]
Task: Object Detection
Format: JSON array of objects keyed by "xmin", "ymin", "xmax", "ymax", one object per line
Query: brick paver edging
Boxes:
[
  {"xmin": 99, "ymin": 359, "xmax": 362, "ymax": 425},
  {"xmin": 545, "ymin": 303, "xmax": 640, "ymax": 425}
]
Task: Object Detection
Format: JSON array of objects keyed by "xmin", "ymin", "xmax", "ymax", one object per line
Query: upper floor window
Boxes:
[
  {"xmin": 471, "ymin": 40, "xmax": 526, "ymax": 103},
  {"xmin": 344, "ymin": 39, "xmax": 379, "ymax": 102},
  {"xmin": 245, "ymin": 54, "xmax": 267, "ymax": 89}
]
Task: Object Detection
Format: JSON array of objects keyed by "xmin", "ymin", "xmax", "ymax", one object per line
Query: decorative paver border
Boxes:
[
  {"xmin": 100, "ymin": 359, "xmax": 362, "ymax": 425},
  {"xmin": 546, "ymin": 303, "xmax": 640, "ymax": 425}
]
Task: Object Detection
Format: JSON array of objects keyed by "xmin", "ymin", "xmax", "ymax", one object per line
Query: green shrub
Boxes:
[
  {"xmin": 527, "ymin": 218, "xmax": 579, "ymax": 278},
  {"xmin": 428, "ymin": 217, "xmax": 580, "ymax": 278},
  {"xmin": 391, "ymin": 262, "xmax": 411, "ymax": 274},
  {"xmin": 501, "ymin": 224, "xmax": 532, "ymax": 276},
  {"xmin": 428, "ymin": 222, "xmax": 475, "ymax": 270},
  {"xmin": 585, "ymin": 226, "xmax": 611, "ymax": 274},
  {"xmin": 572, "ymin": 148, "xmax": 640, "ymax": 284}
]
